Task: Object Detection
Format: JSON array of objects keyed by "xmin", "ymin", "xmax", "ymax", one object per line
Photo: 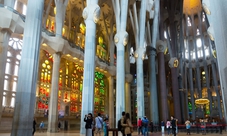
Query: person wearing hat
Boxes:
[{"xmin": 142, "ymin": 116, "xmax": 149, "ymax": 136}]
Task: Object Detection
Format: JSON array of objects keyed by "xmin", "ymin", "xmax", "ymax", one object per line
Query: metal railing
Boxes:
[{"xmin": 0, "ymin": 4, "xmax": 25, "ymax": 22}]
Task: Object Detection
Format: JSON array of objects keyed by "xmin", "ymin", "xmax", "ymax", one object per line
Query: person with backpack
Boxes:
[
  {"xmin": 95, "ymin": 113, "xmax": 103, "ymax": 136},
  {"xmin": 118, "ymin": 111, "xmax": 128, "ymax": 136},
  {"xmin": 142, "ymin": 116, "xmax": 149, "ymax": 136}
]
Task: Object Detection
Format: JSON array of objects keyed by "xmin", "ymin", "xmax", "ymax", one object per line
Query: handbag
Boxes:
[{"xmin": 92, "ymin": 126, "xmax": 96, "ymax": 131}]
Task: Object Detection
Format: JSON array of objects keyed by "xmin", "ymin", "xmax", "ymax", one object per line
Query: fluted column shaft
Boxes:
[
  {"xmin": 48, "ymin": 53, "xmax": 61, "ymax": 133},
  {"xmin": 147, "ymin": 46, "xmax": 159, "ymax": 124},
  {"xmin": 114, "ymin": 0, "xmax": 129, "ymax": 126},
  {"xmin": 135, "ymin": 0, "xmax": 146, "ymax": 119},
  {"xmin": 11, "ymin": 0, "xmax": 44, "ymax": 135},
  {"xmin": 80, "ymin": 1, "xmax": 99, "ymax": 134},
  {"xmin": 0, "ymin": 30, "xmax": 11, "ymax": 122},
  {"xmin": 157, "ymin": 41, "xmax": 168, "ymax": 122}
]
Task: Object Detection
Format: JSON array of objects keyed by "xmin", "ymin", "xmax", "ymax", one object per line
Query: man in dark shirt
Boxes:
[
  {"xmin": 121, "ymin": 111, "xmax": 127, "ymax": 136},
  {"xmin": 171, "ymin": 116, "xmax": 176, "ymax": 136}
]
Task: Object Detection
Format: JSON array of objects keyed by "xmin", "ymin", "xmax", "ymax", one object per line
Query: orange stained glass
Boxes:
[{"xmin": 183, "ymin": 0, "xmax": 202, "ymax": 15}]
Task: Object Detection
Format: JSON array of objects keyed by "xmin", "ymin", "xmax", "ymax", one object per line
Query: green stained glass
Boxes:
[
  {"xmin": 80, "ymin": 83, "xmax": 83, "ymax": 91},
  {"xmin": 188, "ymin": 102, "xmax": 192, "ymax": 111}
]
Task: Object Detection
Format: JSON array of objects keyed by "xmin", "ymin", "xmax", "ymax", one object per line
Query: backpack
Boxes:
[{"xmin": 117, "ymin": 119, "xmax": 122, "ymax": 131}]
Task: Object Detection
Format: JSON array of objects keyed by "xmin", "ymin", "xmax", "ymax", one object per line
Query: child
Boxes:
[{"xmin": 103, "ymin": 118, "xmax": 108, "ymax": 136}]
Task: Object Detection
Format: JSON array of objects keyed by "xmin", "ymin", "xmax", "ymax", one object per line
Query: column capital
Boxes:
[
  {"xmin": 134, "ymin": 47, "xmax": 146, "ymax": 60},
  {"xmin": 82, "ymin": 4, "xmax": 100, "ymax": 23},
  {"xmin": 156, "ymin": 40, "xmax": 167, "ymax": 53},
  {"xmin": 168, "ymin": 57, "xmax": 179, "ymax": 68},
  {"xmin": 114, "ymin": 31, "xmax": 128, "ymax": 46},
  {"xmin": 125, "ymin": 74, "xmax": 133, "ymax": 83},
  {"xmin": 146, "ymin": 46, "xmax": 156, "ymax": 57},
  {"xmin": 107, "ymin": 66, "xmax": 116, "ymax": 76}
]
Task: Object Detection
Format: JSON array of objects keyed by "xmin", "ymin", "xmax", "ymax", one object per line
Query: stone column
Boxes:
[
  {"xmin": 203, "ymin": 0, "xmax": 227, "ymax": 129},
  {"xmin": 108, "ymin": 76, "xmax": 114, "ymax": 128},
  {"xmin": 0, "ymin": 30, "xmax": 11, "ymax": 122},
  {"xmin": 11, "ymin": 0, "xmax": 44, "ymax": 135},
  {"xmin": 4, "ymin": 0, "xmax": 15, "ymax": 8},
  {"xmin": 125, "ymin": 74, "xmax": 133, "ymax": 114},
  {"xmin": 134, "ymin": 0, "xmax": 147, "ymax": 119},
  {"xmin": 147, "ymin": 46, "xmax": 159, "ymax": 124},
  {"xmin": 16, "ymin": 0, "xmax": 23, "ymax": 14},
  {"xmin": 54, "ymin": 0, "xmax": 68, "ymax": 37},
  {"xmin": 47, "ymin": 53, "xmax": 61, "ymax": 132},
  {"xmin": 211, "ymin": 61, "xmax": 222, "ymax": 118},
  {"xmin": 169, "ymin": 57, "xmax": 182, "ymax": 123},
  {"xmin": 157, "ymin": 40, "xmax": 168, "ymax": 122},
  {"xmin": 113, "ymin": 0, "xmax": 129, "ymax": 126},
  {"xmin": 135, "ymin": 47, "xmax": 146, "ymax": 118},
  {"xmin": 80, "ymin": 0, "xmax": 100, "ymax": 134}
]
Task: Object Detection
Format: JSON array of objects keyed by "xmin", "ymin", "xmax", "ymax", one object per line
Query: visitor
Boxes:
[
  {"xmin": 149, "ymin": 120, "xmax": 154, "ymax": 133},
  {"xmin": 124, "ymin": 113, "xmax": 133, "ymax": 136},
  {"xmin": 32, "ymin": 118, "xmax": 36, "ymax": 136},
  {"xmin": 58, "ymin": 121, "xmax": 61, "ymax": 132},
  {"xmin": 103, "ymin": 118, "xmax": 108, "ymax": 136},
  {"xmin": 39, "ymin": 121, "xmax": 44, "ymax": 132},
  {"xmin": 161, "ymin": 121, "xmax": 165, "ymax": 133},
  {"xmin": 95, "ymin": 113, "xmax": 103, "ymax": 136},
  {"xmin": 166, "ymin": 120, "xmax": 171, "ymax": 135},
  {"xmin": 171, "ymin": 116, "xmax": 176, "ymax": 136},
  {"xmin": 120, "ymin": 111, "xmax": 127, "ymax": 136},
  {"xmin": 185, "ymin": 119, "xmax": 191, "ymax": 135},
  {"xmin": 137, "ymin": 118, "xmax": 142, "ymax": 135},
  {"xmin": 84, "ymin": 113, "xmax": 93, "ymax": 136},
  {"xmin": 142, "ymin": 116, "xmax": 149, "ymax": 136}
]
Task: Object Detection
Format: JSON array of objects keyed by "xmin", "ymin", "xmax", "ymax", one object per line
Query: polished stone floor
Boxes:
[{"xmin": 0, "ymin": 131, "xmax": 226, "ymax": 136}]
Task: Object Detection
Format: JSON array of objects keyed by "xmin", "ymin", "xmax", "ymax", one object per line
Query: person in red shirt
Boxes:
[{"xmin": 137, "ymin": 118, "xmax": 142, "ymax": 135}]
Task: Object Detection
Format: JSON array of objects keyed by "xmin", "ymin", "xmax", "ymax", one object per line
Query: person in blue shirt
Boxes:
[
  {"xmin": 142, "ymin": 116, "xmax": 149, "ymax": 136},
  {"xmin": 39, "ymin": 121, "xmax": 44, "ymax": 132}
]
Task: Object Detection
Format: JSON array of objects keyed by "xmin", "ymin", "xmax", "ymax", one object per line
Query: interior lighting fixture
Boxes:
[{"xmin": 195, "ymin": 98, "xmax": 210, "ymax": 105}]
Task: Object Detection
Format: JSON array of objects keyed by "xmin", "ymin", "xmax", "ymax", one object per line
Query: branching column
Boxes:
[
  {"xmin": 48, "ymin": 53, "xmax": 61, "ymax": 133},
  {"xmin": 112, "ymin": 0, "xmax": 129, "ymax": 126},
  {"xmin": 11, "ymin": 0, "xmax": 44, "ymax": 135},
  {"xmin": 80, "ymin": 0, "xmax": 100, "ymax": 134},
  {"xmin": 54, "ymin": 0, "xmax": 68, "ymax": 37},
  {"xmin": 134, "ymin": 0, "xmax": 147, "ymax": 119}
]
